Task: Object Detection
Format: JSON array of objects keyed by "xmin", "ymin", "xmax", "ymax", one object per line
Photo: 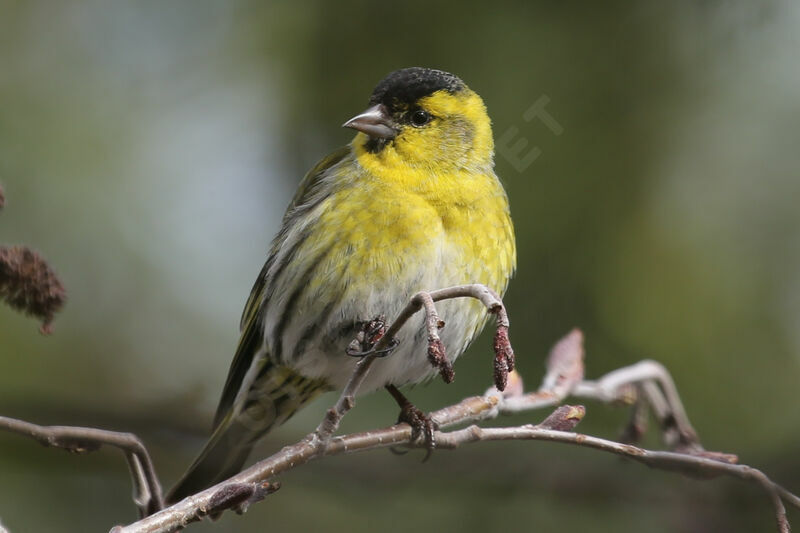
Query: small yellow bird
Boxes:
[{"xmin": 167, "ymin": 67, "xmax": 516, "ymax": 502}]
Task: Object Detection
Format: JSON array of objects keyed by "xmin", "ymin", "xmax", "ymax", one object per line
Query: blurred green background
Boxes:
[{"xmin": 1, "ymin": 1, "xmax": 799, "ymax": 531}]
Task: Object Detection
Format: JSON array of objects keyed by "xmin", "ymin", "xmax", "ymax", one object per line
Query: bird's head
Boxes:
[{"xmin": 344, "ymin": 67, "xmax": 494, "ymax": 175}]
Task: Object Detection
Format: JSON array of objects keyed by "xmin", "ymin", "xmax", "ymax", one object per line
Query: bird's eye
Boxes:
[{"xmin": 410, "ymin": 110, "xmax": 432, "ymax": 127}]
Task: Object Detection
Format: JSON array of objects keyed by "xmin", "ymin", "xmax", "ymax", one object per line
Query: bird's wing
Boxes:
[
  {"xmin": 238, "ymin": 145, "xmax": 351, "ymax": 331},
  {"xmin": 212, "ymin": 146, "xmax": 351, "ymax": 428}
]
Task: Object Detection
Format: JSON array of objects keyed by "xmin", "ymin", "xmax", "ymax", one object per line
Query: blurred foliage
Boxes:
[{"xmin": 0, "ymin": 1, "xmax": 798, "ymax": 531}]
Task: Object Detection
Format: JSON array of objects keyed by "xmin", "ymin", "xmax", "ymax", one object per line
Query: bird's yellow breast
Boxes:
[
  {"xmin": 310, "ymin": 155, "xmax": 516, "ymax": 298},
  {"xmin": 294, "ymin": 86, "xmax": 514, "ymax": 330}
]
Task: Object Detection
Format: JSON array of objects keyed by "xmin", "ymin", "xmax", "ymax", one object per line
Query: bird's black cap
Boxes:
[{"xmin": 368, "ymin": 67, "xmax": 466, "ymax": 109}]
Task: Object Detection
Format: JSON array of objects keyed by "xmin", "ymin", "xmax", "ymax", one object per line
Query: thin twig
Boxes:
[
  {"xmin": 5, "ymin": 285, "xmax": 792, "ymax": 532},
  {"xmin": 115, "ymin": 325, "xmax": 799, "ymax": 532},
  {"xmin": 434, "ymin": 424, "xmax": 791, "ymax": 533},
  {"xmin": 314, "ymin": 284, "xmax": 510, "ymax": 441},
  {"xmin": 116, "ymin": 382, "xmax": 800, "ymax": 533},
  {"xmin": 0, "ymin": 416, "xmax": 163, "ymax": 517},
  {"xmin": 313, "ymin": 354, "xmax": 375, "ymax": 442},
  {"xmin": 575, "ymin": 359, "xmax": 699, "ymax": 446}
]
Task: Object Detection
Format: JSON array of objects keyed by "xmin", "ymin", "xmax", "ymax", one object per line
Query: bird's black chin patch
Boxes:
[{"xmin": 364, "ymin": 135, "xmax": 393, "ymax": 154}]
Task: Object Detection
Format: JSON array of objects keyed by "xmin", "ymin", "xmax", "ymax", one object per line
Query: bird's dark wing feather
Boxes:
[{"xmin": 212, "ymin": 146, "xmax": 350, "ymax": 428}]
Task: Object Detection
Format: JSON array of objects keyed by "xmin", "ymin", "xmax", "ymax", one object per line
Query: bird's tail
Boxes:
[{"xmin": 166, "ymin": 362, "xmax": 327, "ymax": 504}]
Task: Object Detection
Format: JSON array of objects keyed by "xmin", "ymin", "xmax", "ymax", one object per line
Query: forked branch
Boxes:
[
  {"xmin": 0, "ymin": 416, "xmax": 163, "ymax": 517},
  {"xmin": 0, "ymin": 275, "xmax": 794, "ymax": 532},
  {"xmin": 112, "ymin": 287, "xmax": 798, "ymax": 533}
]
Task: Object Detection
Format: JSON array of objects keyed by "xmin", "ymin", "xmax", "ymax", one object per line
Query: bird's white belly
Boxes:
[
  {"xmin": 274, "ymin": 236, "xmax": 489, "ymax": 393},
  {"xmin": 290, "ymin": 289, "xmax": 485, "ymax": 393}
]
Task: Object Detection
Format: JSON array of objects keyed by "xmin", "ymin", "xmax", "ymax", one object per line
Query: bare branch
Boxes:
[
  {"xmin": 434, "ymin": 423, "xmax": 791, "ymax": 533},
  {"xmin": 0, "ymin": 416, "xmax": 163, "ymax": 517},
  {"xmin": 313, "ymin": 353, "xmax": 374, "ymax": 442},
  {"xmin": 116, "ymin": 324, "xmax": 799, "ymax": 533},
  {"xmin": 572, "ymin": 359, "xmax": 702, "ymax": 450},
  {"xmin": 315, "ymin": 284, "xmax": 512, "ymax": 442},
  {"xmin": 3, "ymin": 284, "xmax": 790, "ymax": 531}
]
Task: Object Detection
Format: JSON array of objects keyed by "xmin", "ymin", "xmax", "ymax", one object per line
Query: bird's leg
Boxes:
[
  {"xmin": 385, "ymin": 384, "xmax": 436, "ymax": 460},
  {"xmin": 345, "ymin": 315, "xmax": 399, "ymax": 358}
]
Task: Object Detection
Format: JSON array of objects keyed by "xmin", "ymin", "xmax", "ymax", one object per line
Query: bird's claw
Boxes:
[
  {"xmin": 396, "ymin": 403, "xmax": 437, "ymax": 461},
  {"xmin": 345, "ymin": 315, "xmax": 399, "ymax": 358}
]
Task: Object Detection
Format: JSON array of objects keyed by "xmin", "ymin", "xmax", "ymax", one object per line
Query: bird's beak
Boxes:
[{"xmin": 342, "ymin": 104, "xmax": 396, "ymax": 139}]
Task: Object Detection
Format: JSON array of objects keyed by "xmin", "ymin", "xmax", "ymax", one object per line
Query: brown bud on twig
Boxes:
[
  {"xmin": 538, "ymin": 405, "xmax": 585, "ymax": 431},
  {"xmin": 204, "ymin": 481, "xmax": 280, "ymax": 519},
  {"xmin": 0, "ymin": 246, "xmax": 66, "ymax": 333},
  {"xmin": 205, "ymin": 483, "xmax": 255, "ymax": 517},
  {"xmin": 540, "ymin": 328, "xmax": 585, "ymax": 394},
  {"xmin": 0, "ymin": 185, "xmax": 5, "ymax": 209}
]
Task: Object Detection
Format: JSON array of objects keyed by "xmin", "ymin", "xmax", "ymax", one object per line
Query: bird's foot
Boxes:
[
  {"xmin": 398, "ymin": 403, "xmax": 437, "ymax": 454},
  {"xmin": 386, "ymin": 385, "xmax": 437, "ymax": 461},
  {"xmin": 346, "ymin": 315, "xmax": 399, "ymax": 358}
]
